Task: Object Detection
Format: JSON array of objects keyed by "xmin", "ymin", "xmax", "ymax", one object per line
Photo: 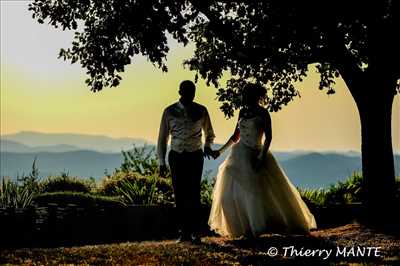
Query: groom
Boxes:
[{"xmin": 157, "ymin": 80, "xmax": 215, "ymax": 244}]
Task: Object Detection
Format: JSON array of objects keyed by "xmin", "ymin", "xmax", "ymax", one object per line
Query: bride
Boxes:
[{"xmin": 209, "ymin": 83, "xmax": 317, "ymax": 238}]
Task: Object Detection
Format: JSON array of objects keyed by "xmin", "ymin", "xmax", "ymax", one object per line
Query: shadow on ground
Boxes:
[{"xmin": 1, "ymin": 224, "xmax": 398, "ymax": 265}]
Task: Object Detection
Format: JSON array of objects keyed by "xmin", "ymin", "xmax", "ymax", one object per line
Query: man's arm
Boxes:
[
  {"xmin": 203, "ymin": 108, "xmax": 215, "ymax": 148},
  {"xmin": 157, "ymin": 109, "xmax": 170, "ymax": 166},
  {"xmin": 202, "ymin": 108, "xmax": 216, "ymax": 159}
]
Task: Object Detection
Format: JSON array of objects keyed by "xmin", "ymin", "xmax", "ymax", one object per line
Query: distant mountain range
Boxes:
[
  {"xmin": 1, "ymin": 131, "xmax": 149, "ymax": 153},
  {"xmin": 1, "ymin": 139, "xmax": 83, "ymax": 153},
  {"xmin": 1, "ymin": 132, "xmax": 399, "ymax": 189},
  {"xmin": 201, "ymin": 149, "xmax": 399, "ymax": 188}
]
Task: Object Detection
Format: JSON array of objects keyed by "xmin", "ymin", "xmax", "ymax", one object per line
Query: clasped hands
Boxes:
[{"xmin": 203, "ymin": 147, "xmax": 220, "ymax": 160}]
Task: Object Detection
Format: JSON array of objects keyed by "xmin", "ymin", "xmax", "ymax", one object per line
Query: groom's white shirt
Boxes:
[{"xmin": 157, "ymin": 101, "xmax": 215, "ymax": 165}]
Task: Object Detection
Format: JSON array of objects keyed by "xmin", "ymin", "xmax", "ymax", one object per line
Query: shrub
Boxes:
[
  {"xmin": 323, "ymin": 172, "xmax": 362, "ymax": 205},
  {"xmin": 33, "ymin": 191, "xmax": 124, "ymax": 208},
  {"xmin": 324, "ymin": 181, "xmax": 351, "ymax": 204},
  {"xmin": 115, "ymin": 176, "xmax": 161, "ymax": 205},
  {"xmin": 200, "ymin": 177, "xmax": 215, "ymax": 206},
  {"xmin": 0, "ymin": 177, "xmax": 35, "ymax": 209},
  {"xmin": 40, "ymin": 173, "xmax": 95, "ymax": 194},
  {"xmin": 98, "ymin": 172, "xmax": 174, "ymax": 205},
  {"xmin": 119, "ymin": 145, "xmax": 160, "ymax": 176},
  {"xmin": 298, "ymin": 188, "xmax": 327, "ymax": 207},
  {"xmin": 339, "ymin": 172, "xmax": 363, "ymax": 202},
  {"xmin": 99, "ymin": 171, "xmax": 145, "ymax": 195},
  {"xmin": 299, "ymin": 173, "xmax": 362, "ymax": 206},
  {"xmin": 300, "ymin": 172, "xmax": 400, "ymax": 206},
  {"xmin": 0, "ymin": 160, "xmax": 41, "ymax": 209},
  {"xmin": 17, "ymin": 158, "xmax": 42, "ymax": 194}
]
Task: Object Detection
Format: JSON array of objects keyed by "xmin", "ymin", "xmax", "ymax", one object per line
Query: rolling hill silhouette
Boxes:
[
  {"xmin": 2, "ymin": 131, "xmax": 149, "ymax": 153},
  {"xmin": 1, "ymin": 139, "xmax": 82, "ymax": 153},
  {"xmin": 1, "ymin": 132, "xmax": 399, "ymax": 188}
]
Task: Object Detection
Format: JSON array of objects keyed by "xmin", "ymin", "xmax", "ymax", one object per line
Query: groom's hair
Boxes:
[
  {"xmin": 243, "ymin": 83, "xmax": 267, "ymax": 100},
  {"xmin": 179, "ymin": 80, "xmax": 196, "ymax": 94}
]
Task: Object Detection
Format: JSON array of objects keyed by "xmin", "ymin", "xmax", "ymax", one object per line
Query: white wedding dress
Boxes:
[{"xmin": 208, "ymin": 115, "xmax": 317, "ymax": 237}]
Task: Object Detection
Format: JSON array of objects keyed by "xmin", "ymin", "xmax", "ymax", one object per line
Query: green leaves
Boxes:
[
  {"xmin": 114, "ymin": 177, "xmax": 160, "ymax": 206},
  {"xmin": 316, "ymin": 63, "xmax": 338, "ymax": 95},
  {"xmin": 298, "ymin": 172, "xmax": 378, "ymax": 206},
  {"xmin": 40, "ymin": 175, "xmax": 95, "ymax": 194},
  {"xmin": 0, "ymin": 178, "xmax": 35, "ymax": 209},
  {"xmin": 29, "ymin": 0, "xmax": 400, "ymax": 112},
  {"xmin": 120, "ymin": 145, "xmax": 159, "ymax": 176}
]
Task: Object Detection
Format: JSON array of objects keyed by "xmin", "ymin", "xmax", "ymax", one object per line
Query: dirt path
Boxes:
[{"xmin": 1, "ymin": 224, "xmax": 399, "ymax": 265}]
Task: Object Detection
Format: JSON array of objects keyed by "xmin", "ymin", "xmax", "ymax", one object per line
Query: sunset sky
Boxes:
[{"xmin": 1, "ymin": 1, "xmax": 399, "ymax": 152}]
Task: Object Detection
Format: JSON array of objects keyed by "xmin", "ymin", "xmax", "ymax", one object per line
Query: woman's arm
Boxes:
[
  {"xmin": 215, "ymin": 110, "xmax": 242, "ymax": 157},
  {"xmin": 217, "ymin": 123, "xmax": 240, "ymax": 156}
]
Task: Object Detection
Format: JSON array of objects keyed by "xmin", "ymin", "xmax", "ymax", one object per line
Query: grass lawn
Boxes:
[{"xmin": 1, "ymin": 224, "xmax": 399, "ymax": 265}]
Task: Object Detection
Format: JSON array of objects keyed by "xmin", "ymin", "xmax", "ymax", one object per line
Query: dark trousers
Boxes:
[{"xmin": 168, "ymin": 149, "xmax": 204, "ymax": 236}]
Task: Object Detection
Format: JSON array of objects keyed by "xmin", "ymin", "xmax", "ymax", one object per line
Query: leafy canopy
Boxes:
[{"xmin": 29, "ymin": 0, "xmax": 400, "ymax": 116}]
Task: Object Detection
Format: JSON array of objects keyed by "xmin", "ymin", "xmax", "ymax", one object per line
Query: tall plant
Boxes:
[
  {"xmin": 0, "ymin": 159, "xmax": 41, "ymax": 208},
  {"xmin": 17, "ymin": 157, "xmax": 41, "ymax": 194},
  {"xmin": 115, "ymin": 176, "xmax": 171, "ymax": 205},
  {"xmin": 0, "ymin": 178, "xmax": 35, "ymax": 209},
  {"xmin": 119, "ymin": 145, "xmax": 159, "ymax": 176}
]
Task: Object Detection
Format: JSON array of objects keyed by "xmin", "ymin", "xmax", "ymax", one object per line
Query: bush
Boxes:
[
  {"xmin": 300, "ymin": 172, "xmax": 400, "ymax": 206},
  {"xmin": 299, "ymin": 172, "xmax": 363, "ymax": 206},
  {"xmin": 40, "ymin": 173, "xmax": 95, "ymax": 194},
  {"xmin": 298, "ymin": 188, "xmax": 327, "ymax": 207},
  {"xmin": 119, "ymin": 145, "xmax": 160, "ymax": 176},
  {"xmin": 200, "ymin": 177, "xmax": 215, "ymax": 206},
  {"xmin": 324, "ymin": 172, "xmax": 363, "ymax": 205},
  {"xmin": 98, "ymin": 171, "xmax": 174, "ymax": 205},
  {"xmin": 115, "ymin": 176, "xmax": 169, "ymax": 205},
  {"xmin": 0, "ymin": 177, "xmax": 35, "ymax": 209},
  {"xmin": 100, "ymin": 170, "xmax": 217, "ymax": 206},
  {"xmin": 33, "ymin": 191, "xmax": 124, "ymax": 208},
  {"xmin": 99, "ymin": 171, "xmax": 142, "ymax": 195},
  {"xmin": 0, "ymin": 160, "xmax": 41, "ymax": 209},
  {"xmin": 17, "ymin": 158, "xmax": 41, "ymax": 194}
]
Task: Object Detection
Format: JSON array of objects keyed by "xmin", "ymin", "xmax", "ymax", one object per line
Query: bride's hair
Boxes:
[{"xmin": 243, "ymin": 83, "xmax": 267, "ymax": 101}]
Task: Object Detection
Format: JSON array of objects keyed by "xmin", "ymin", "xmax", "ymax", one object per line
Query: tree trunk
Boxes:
[{"xmin": 353, "ymin": 77, "xmax": 397, "ymax": 226}]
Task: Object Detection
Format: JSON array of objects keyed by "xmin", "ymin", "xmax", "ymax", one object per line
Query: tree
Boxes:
[{"xmin": 29, "ymin": 0, "xmax": 399, "ymax": 223}]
